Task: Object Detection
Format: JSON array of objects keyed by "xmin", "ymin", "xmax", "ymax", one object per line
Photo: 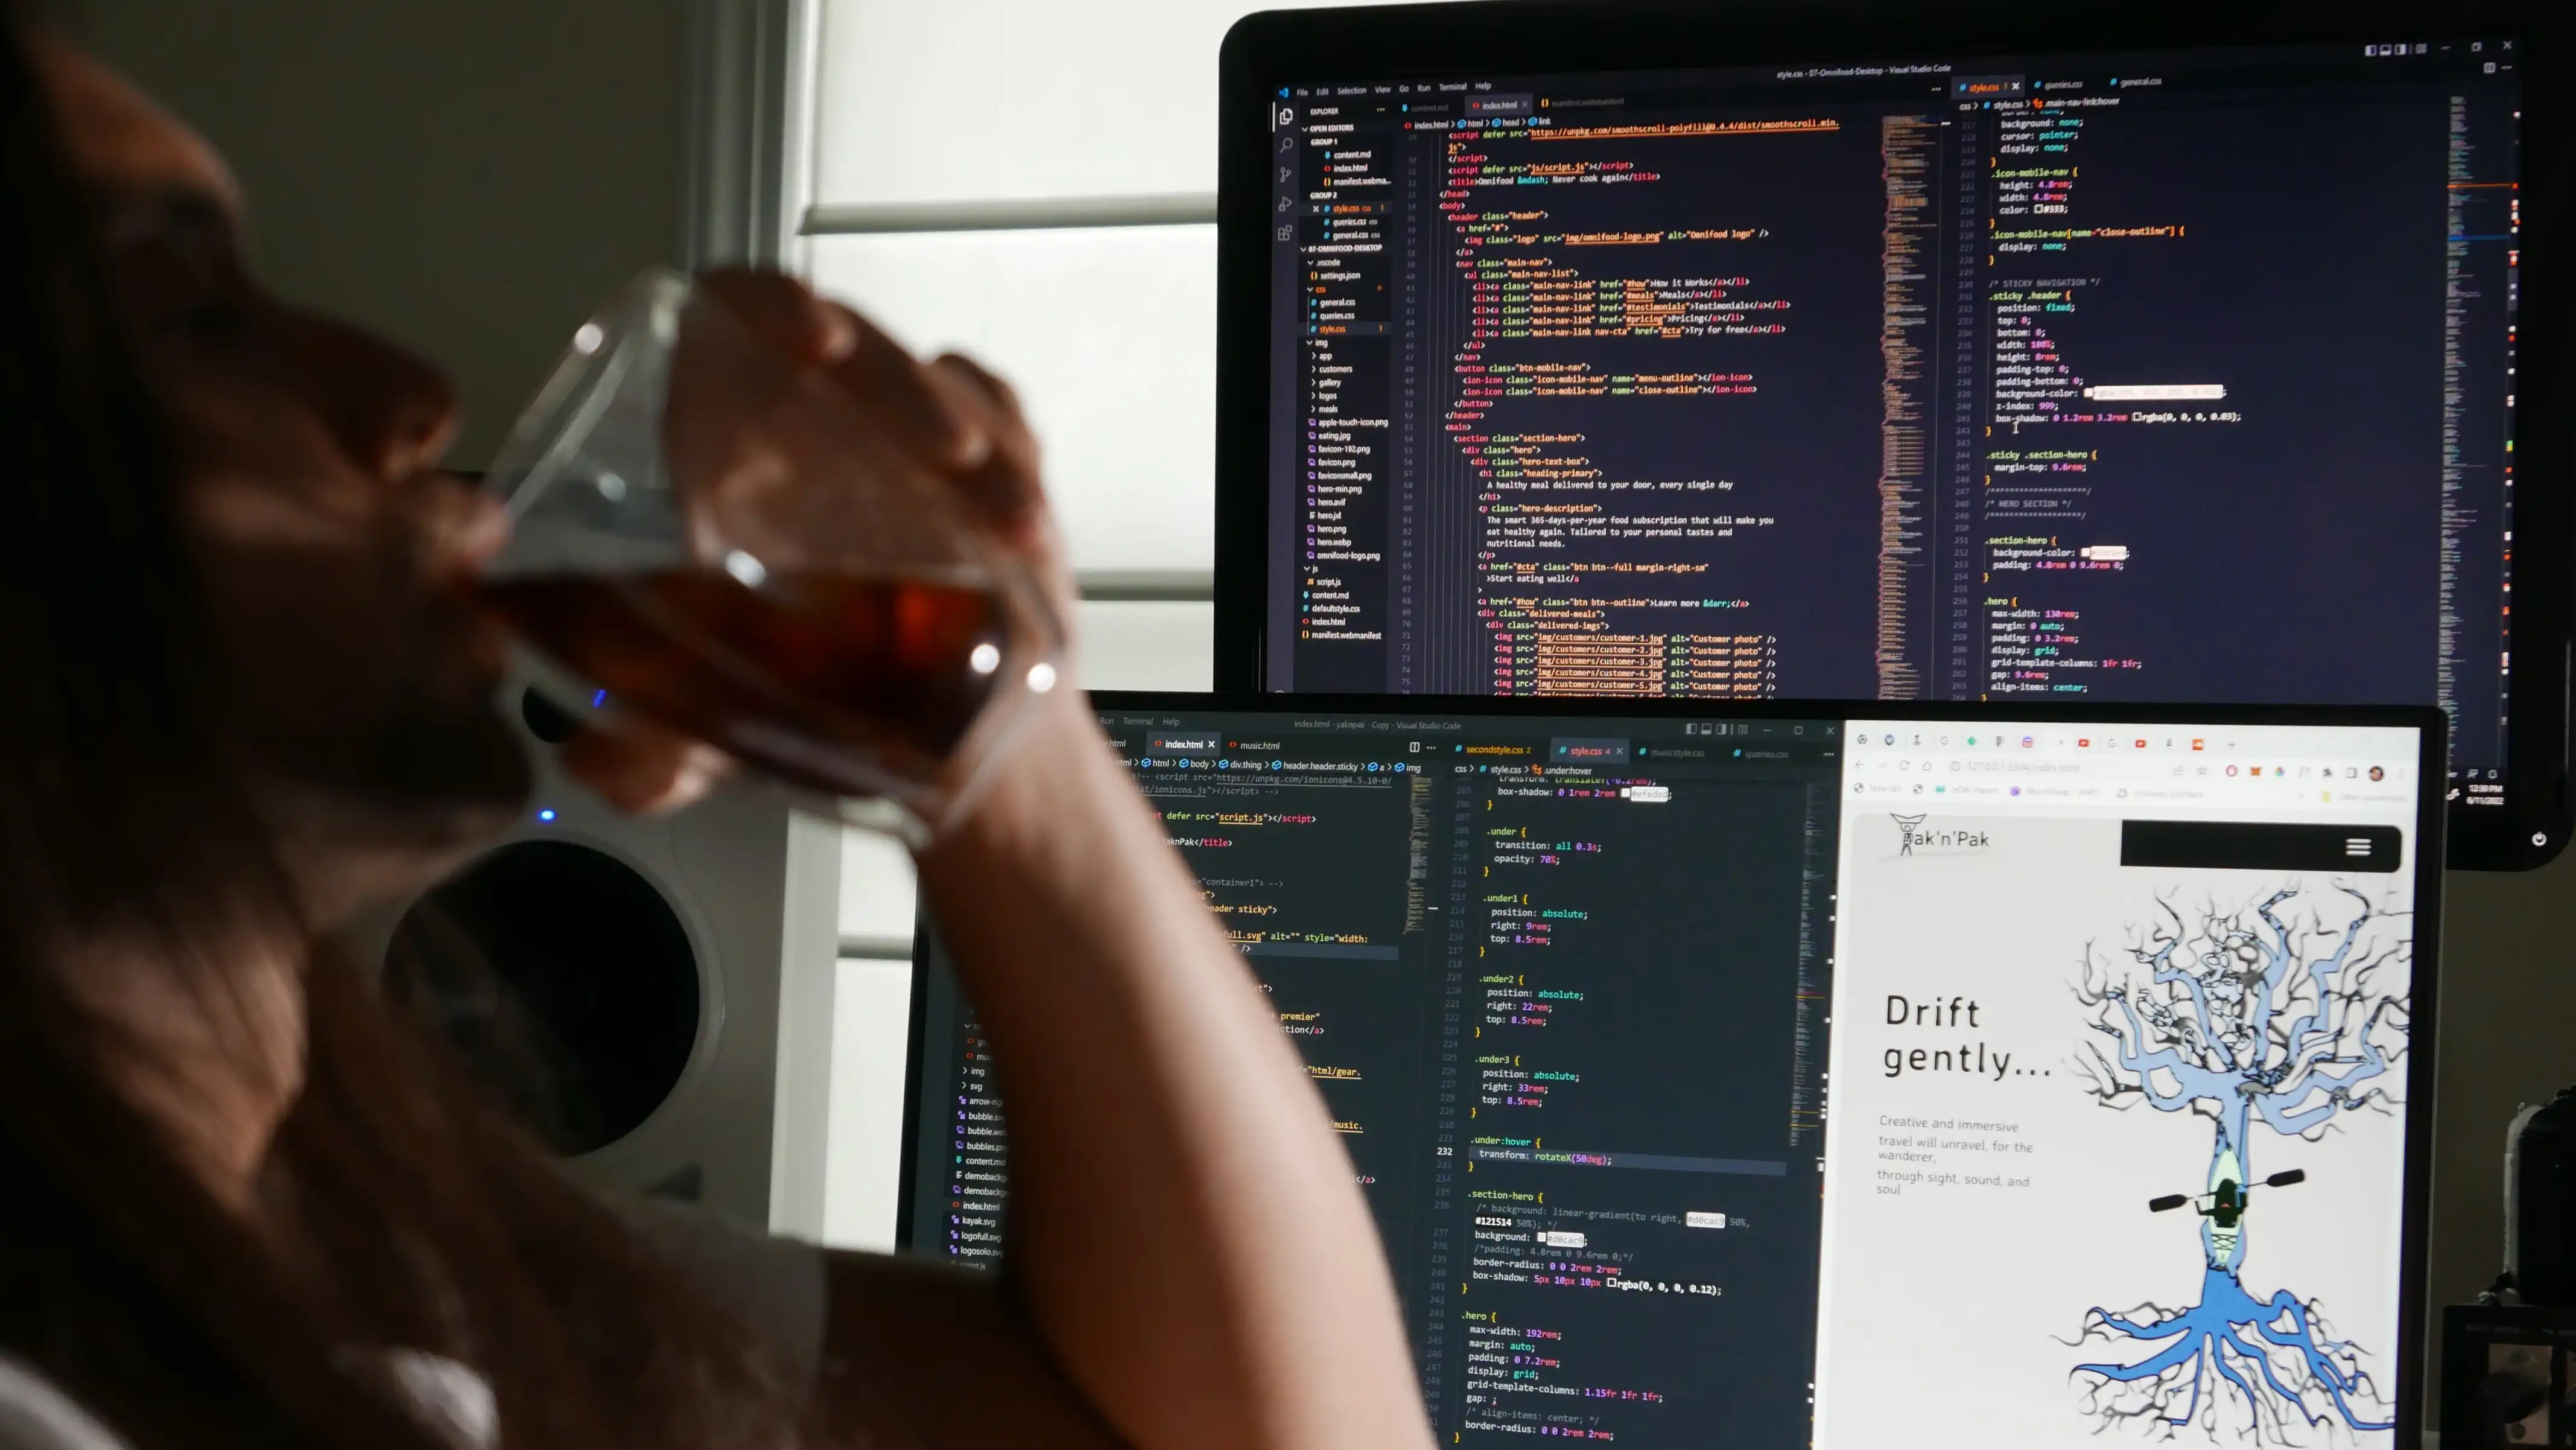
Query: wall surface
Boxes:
[
  {"xmin": 2429, "ymin": 856, "xmax": 2576, "ymax": 1312},
  {"xmin": 65, "ymin": 0, "xmax": 690, "ymax": 468},
  {"xmin": 57, "ymin": 0, "xmax": 2576, "ymax": 1397}
]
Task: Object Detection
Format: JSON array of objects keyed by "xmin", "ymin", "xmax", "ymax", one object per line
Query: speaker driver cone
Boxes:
[{"xmin": 387, "ymin": 839, "xmax": 700, "ymax": 1156}]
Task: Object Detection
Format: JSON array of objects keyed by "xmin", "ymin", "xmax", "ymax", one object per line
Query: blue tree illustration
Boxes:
[{"xmin": 2066, "ymin": 883, "xmax": 2409, "ymax": 1442}]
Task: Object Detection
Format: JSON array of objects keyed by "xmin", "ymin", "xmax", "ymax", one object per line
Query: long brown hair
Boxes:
[{"xmin": 0, "ymin": 14, "xmax": 801, "ymax": 1449}]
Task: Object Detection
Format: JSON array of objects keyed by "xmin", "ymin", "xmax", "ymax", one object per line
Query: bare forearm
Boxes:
[{"xmin": 917, "ymin": 693, "xmax": 1430, "ymax": 1450}]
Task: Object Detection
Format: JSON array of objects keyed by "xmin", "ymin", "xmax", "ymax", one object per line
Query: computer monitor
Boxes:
[
  {"xmin": 902, "ymin": 695, "xmax": 2443, "ymax": 1449},
  {"xmin": 1210, "ymin": 0, "xmax": 2566, "ymax": 870}
]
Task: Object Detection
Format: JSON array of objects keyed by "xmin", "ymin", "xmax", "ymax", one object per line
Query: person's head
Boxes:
[
  {"xmin": 0, "ymin": 17, "xmax": 791, "ymax": 1450},
  {"xmin": 25, "ymin": 36, "xmax": 530, "ymax": 932}
]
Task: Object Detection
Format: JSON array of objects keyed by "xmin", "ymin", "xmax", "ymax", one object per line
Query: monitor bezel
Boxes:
[
  {"xmin": 1213, "ymin": 0, "xmax": 2568, "ymax": 871},
  {"xmin": 898, "ymin": 692, "xmax": 2446, "ymax": 1447}
]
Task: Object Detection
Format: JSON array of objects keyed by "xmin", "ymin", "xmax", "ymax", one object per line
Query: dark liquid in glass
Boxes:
[{"xmin": 482, "ymin": 570, "xmax": 1006, "ymax": 797}]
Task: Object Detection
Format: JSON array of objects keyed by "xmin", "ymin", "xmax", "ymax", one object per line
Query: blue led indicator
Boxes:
[
  {"xmin": 591, "ymin": 689, "xmax": 608, "ymax": 708},
  {"xmin": 537, "ymin": 808, "xmax": 557, "ymax": 823}
]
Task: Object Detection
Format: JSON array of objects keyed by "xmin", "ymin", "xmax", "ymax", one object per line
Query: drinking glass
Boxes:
[{"xmin": 476, "ymin": 268, "xmax": 1065, "ymax": 844}]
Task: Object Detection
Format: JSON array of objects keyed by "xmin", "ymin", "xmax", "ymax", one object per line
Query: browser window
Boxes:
[{"xmin": 1819, "ymin": 721, "xmax": 2420, "ymax": 1445}]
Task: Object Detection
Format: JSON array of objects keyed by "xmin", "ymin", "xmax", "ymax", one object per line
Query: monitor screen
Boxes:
[
  {"xmin": 1218, "ymin": 7, "xmax": 2560, "ymax": 866},
  {"xmin": 902, "ymin": 696, "xmax": 2440, "ymax": 1449}
]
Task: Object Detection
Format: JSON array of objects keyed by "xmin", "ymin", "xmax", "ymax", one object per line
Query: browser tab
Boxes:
[
  {"xmin": 1550, "ymin": 736, "xmax": 1632, "ymax": 765},
  {"xmin": 1950, "ymin": 74, "xmax": 2027, "ymax": 99}
]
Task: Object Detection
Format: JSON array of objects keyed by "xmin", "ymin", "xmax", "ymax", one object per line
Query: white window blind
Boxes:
[
  {"xmin": 806, "ymin": 224, "xmax": 1214, "ymax": 574},
  {"xmin": 804, "ymin": 0, "xmax": 1402, "ymax": 958},
  {"xmin": 810, "ymin": 0, "xmax": 1370, "ymax": 207},
  {"xmin": 801, "ymin": 0, "xmax": 1398, "ymax": 588}
]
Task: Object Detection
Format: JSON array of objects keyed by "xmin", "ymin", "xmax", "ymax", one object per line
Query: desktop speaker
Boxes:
[{"xmin": 341, "ymin": 687, "xmax": 843, "ymax": 1236}]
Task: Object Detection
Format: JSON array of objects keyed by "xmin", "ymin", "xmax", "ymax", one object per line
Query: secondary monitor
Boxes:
[
  {"xmin": 903, "ymin": 695, "xmax": 2443, "ymax": 1449},
  {"xmin": 1213, "ymin": 0, "xmax": 2567, "ymax": 868}
]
